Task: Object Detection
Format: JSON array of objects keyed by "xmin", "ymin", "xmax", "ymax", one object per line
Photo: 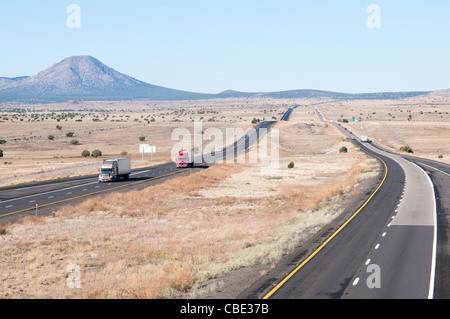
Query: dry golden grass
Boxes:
[
  {"xmin": 281, "ymin": 159, "xmax": 372, "ymax": 212},
  {"xmin": 0, "ymin": 102, "xmax": 379, "ymax": 299},
  {"xmin": 0, "ymin": 98, "xmax": 296, "ymax": 186},
  {"xmin": 56, "ymin": 164, "xmax": 243, "ymax": 219},
  {"xmin": 18, "ymin": 216, "xmax": 46, "ymax": 225},
  {"xmin": 0, "ymin": 224, "xmax": 7, "ymax": 235},
  {"xmin": 318, "ymin": 96, "xmax": 450, "ymax": 163},
  {"xmin": 0, "ymin": 154, "xmax": 376, "ymax": 299}
]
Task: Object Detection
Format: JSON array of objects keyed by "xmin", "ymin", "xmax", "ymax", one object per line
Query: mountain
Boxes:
[
  {"xmin": 0, "ymin": 56, "xmax": 431, "ymax": 103},
  {"xmin": 0, "ymin": 56, "xmax": 213, "ymax": 103},
  {"xmin": 217, "ymin": 89, "xmax": 430, "ymax": 100},
  {"xmin": 217, "ymin": 89, "xmax": 346, "ymax": 99}
]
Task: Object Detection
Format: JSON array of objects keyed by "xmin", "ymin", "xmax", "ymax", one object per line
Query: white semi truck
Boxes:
[{"xmin": 98, "ymin": 158, "xmax": 131, "ymax": 182}]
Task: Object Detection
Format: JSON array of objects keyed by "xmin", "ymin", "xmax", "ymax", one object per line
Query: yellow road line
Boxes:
[
  {"xmin": 1, "ymin": 142, "xmax": 240, "ymax": 220},
  {"xmin": 263, "ymin": 141, "xmax": 389, "ymax": 299},
  {"xmin": 1, "ymin": 124, "xmax": 273, "ymax": 220},
  {"xmin": 0, "ymin": 169, "xmax": 187, "ymax": 219}
]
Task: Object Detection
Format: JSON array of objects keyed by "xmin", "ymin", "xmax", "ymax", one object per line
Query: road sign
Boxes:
[
  {"xmin": 139, "ymin": 144, "xmax": 156, "ymax": 161},
  {"xmin": 140, "ymin": 144, "xmax": 150, "ymax": 153}
]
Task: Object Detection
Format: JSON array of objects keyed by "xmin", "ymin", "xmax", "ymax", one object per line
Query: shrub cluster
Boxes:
[
  {"xmin": 400, "ymin": 146, "xmax": 414, "ymax": 153},
  {"xmin": 81, "ymin": 149, "xmax": 102, "ymax": 158}
]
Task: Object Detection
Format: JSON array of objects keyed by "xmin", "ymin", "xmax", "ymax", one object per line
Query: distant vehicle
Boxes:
[
  {"xmin": 99, "ymin": 158, "xmax": 131, "ymax": 182},
  {"xmin": 361, "ymin": 136, "xmax": 371, "ymax": 143},
  {"xmin": 176, "ymin": 151, "xmax": 194, "ymax": 168}
]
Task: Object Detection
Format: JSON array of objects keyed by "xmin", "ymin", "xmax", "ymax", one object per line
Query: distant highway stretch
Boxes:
[
  {"xmin": 247, "ymin": 105, "xmax": 442, "ymax": 299},
  {"xmin": 279, "ymin": 105, "xmax": 299, "ymax": 121},
  {"xmin": 0, "ymin": 121, "xmax": 276, "ymax": 224}
]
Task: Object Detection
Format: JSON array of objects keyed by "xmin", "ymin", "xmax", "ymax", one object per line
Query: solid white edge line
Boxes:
[
  {"xmin": 418, "ymin": 162, "xmax": 450, "ymax": 177},
  {"xmin": 411, "ymin": 162, "xmax": 437, "ymax": 300}
]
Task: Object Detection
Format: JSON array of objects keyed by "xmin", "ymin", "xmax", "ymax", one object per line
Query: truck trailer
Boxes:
[
  {"xmin": 98, "ymin": 158, "xmax": 131, "ymax": 182},
  {"xmin": 176, "ymin": 151, "xmax": 194, "ymax": 168}
]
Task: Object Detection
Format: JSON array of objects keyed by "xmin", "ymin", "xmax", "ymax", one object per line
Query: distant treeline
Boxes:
[{"xmin": 0, "ymin": 90, "xmax": 431, "ymax": 104}]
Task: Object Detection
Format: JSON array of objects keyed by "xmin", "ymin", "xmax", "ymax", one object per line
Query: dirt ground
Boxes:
[
  {"xmin": 317, "ymin": 96, "xmax": 450, "ymax": 164},
  {"xmin": 0, "ymin": 98, "xmax": 305, "ymax": 186},
  {"xmin": 0, "ymin": 99, "xmax": 379, "ymax": 299},
  {"xmin": 2, "ymin": 95, "xmax": 446, "ymax": 299}
]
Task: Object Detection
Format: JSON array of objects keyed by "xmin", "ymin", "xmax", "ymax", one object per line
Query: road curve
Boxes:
[
  {"xmin": 342, "ymin": 139, "xmax": 436, "ymax": 299},
  {"xmin": 256, "ymin": 110, "xmax": 437, "ymax": 299},
  {"xmin": 393, "ymin": 154, "xmax": 450, "ymax": 298},
  {"xmin": 350, "ymin": 135, "xmax": 449, "ymax": 298},
  {"xmin": 260, "ymin": 139, "xmax": 406, "ymax": 298}
]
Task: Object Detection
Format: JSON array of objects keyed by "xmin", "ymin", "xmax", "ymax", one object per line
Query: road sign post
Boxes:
[{"xmin": 139, "ymin": 144, "xmax": 156, "ymax": 161}]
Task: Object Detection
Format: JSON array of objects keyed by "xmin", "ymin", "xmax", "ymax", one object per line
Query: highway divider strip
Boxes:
[
  {"xmin": 0, "ymin": 169, "xmax": 189, "ymax": 219},
  {"xmin": 1, "ymin": 122, "xmax": 275, "ymax": 220},
  {"xmin": 263, "ymin": 140, "xmax": 389, "ymax": 299}
]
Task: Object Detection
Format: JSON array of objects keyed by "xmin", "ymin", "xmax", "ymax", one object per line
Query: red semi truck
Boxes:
[{"xmin": 176, "ymin": 151, "xmax": 194, "ymax": 168}]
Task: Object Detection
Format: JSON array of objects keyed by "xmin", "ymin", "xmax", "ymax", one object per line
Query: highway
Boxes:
[
  {"xmin": 346, "ymin": 129, "xmax": 449, "ymax": 298},
  {"xmin": 241, "ymin": 105, "xmax": 440, "ymax": 299},
  {"xmin": 279, "ymin": 105, "xmax": 299, "ymax": 121},
  {"xmin": 341, "ymin": 138, "xmax": 436, "ymax": 299},
  {"xmin": 411, "ymin": 158, "xmax": 450, "ymax": 298},
  {"xmin": 0, "ymin": 120, "xmax": 275, "ymax": 224},
  {"xmin": 0, "ymin": 163, "xmax": 191, "ymax": 224},
  {"xmin": 2, "ymin": 105, "xmax": 446, "ymax": 299}
]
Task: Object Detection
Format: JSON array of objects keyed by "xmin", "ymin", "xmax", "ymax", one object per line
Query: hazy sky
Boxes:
[{"xmin": 1, "ymin": 0, "xmax": 449, "ymax": 94}]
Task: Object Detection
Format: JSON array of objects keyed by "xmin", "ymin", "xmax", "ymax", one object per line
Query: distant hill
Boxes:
[
  {"xmin": 216, "ymin": 89, "xmax": 347, "ymax": 99},
  {"xmin": 218, "ymin": 89, "xmax": 430, "ymax": 100},
  {"xmin": 0, "ymin": 56, "xmax": 431, "ymax": 103},
  {"xmin": 425, "ymin": 88, "xmax": 450, "ymax": 98},
  {"xmin": 0, "ymin": 76, "xmax": 30, "ymax": 90},
  {"xmin": 0, "ymin": 56, "xmax": 213, "ymax": 103}
]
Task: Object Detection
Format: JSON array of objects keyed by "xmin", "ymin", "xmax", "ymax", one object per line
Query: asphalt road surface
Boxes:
[
  {"xmin": 360, "ymin": 141, "xmax": 449, "ymax": 298},
  {"xmin": 342, "ymin": 138, "xmax": 436, "ymax": 299},
  {"xmin": 252, "ymin": 110, "xmax": 438, "ymax": 299},
  {"xmin": 398, "ymin": 155, "xmax": 450, "ymax": 298},
  {"xmin": 279, "ymin": 106, "xmax": 299, "ymax": 121}
]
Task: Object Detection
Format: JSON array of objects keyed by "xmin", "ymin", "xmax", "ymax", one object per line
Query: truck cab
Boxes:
[
  {"xmin": 176, "ymin": 151, "xmax": 193, "ymax": 168},
  {"xmin": 99, "ymin": 158, "xmax": 131, "ymax": 182}
]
